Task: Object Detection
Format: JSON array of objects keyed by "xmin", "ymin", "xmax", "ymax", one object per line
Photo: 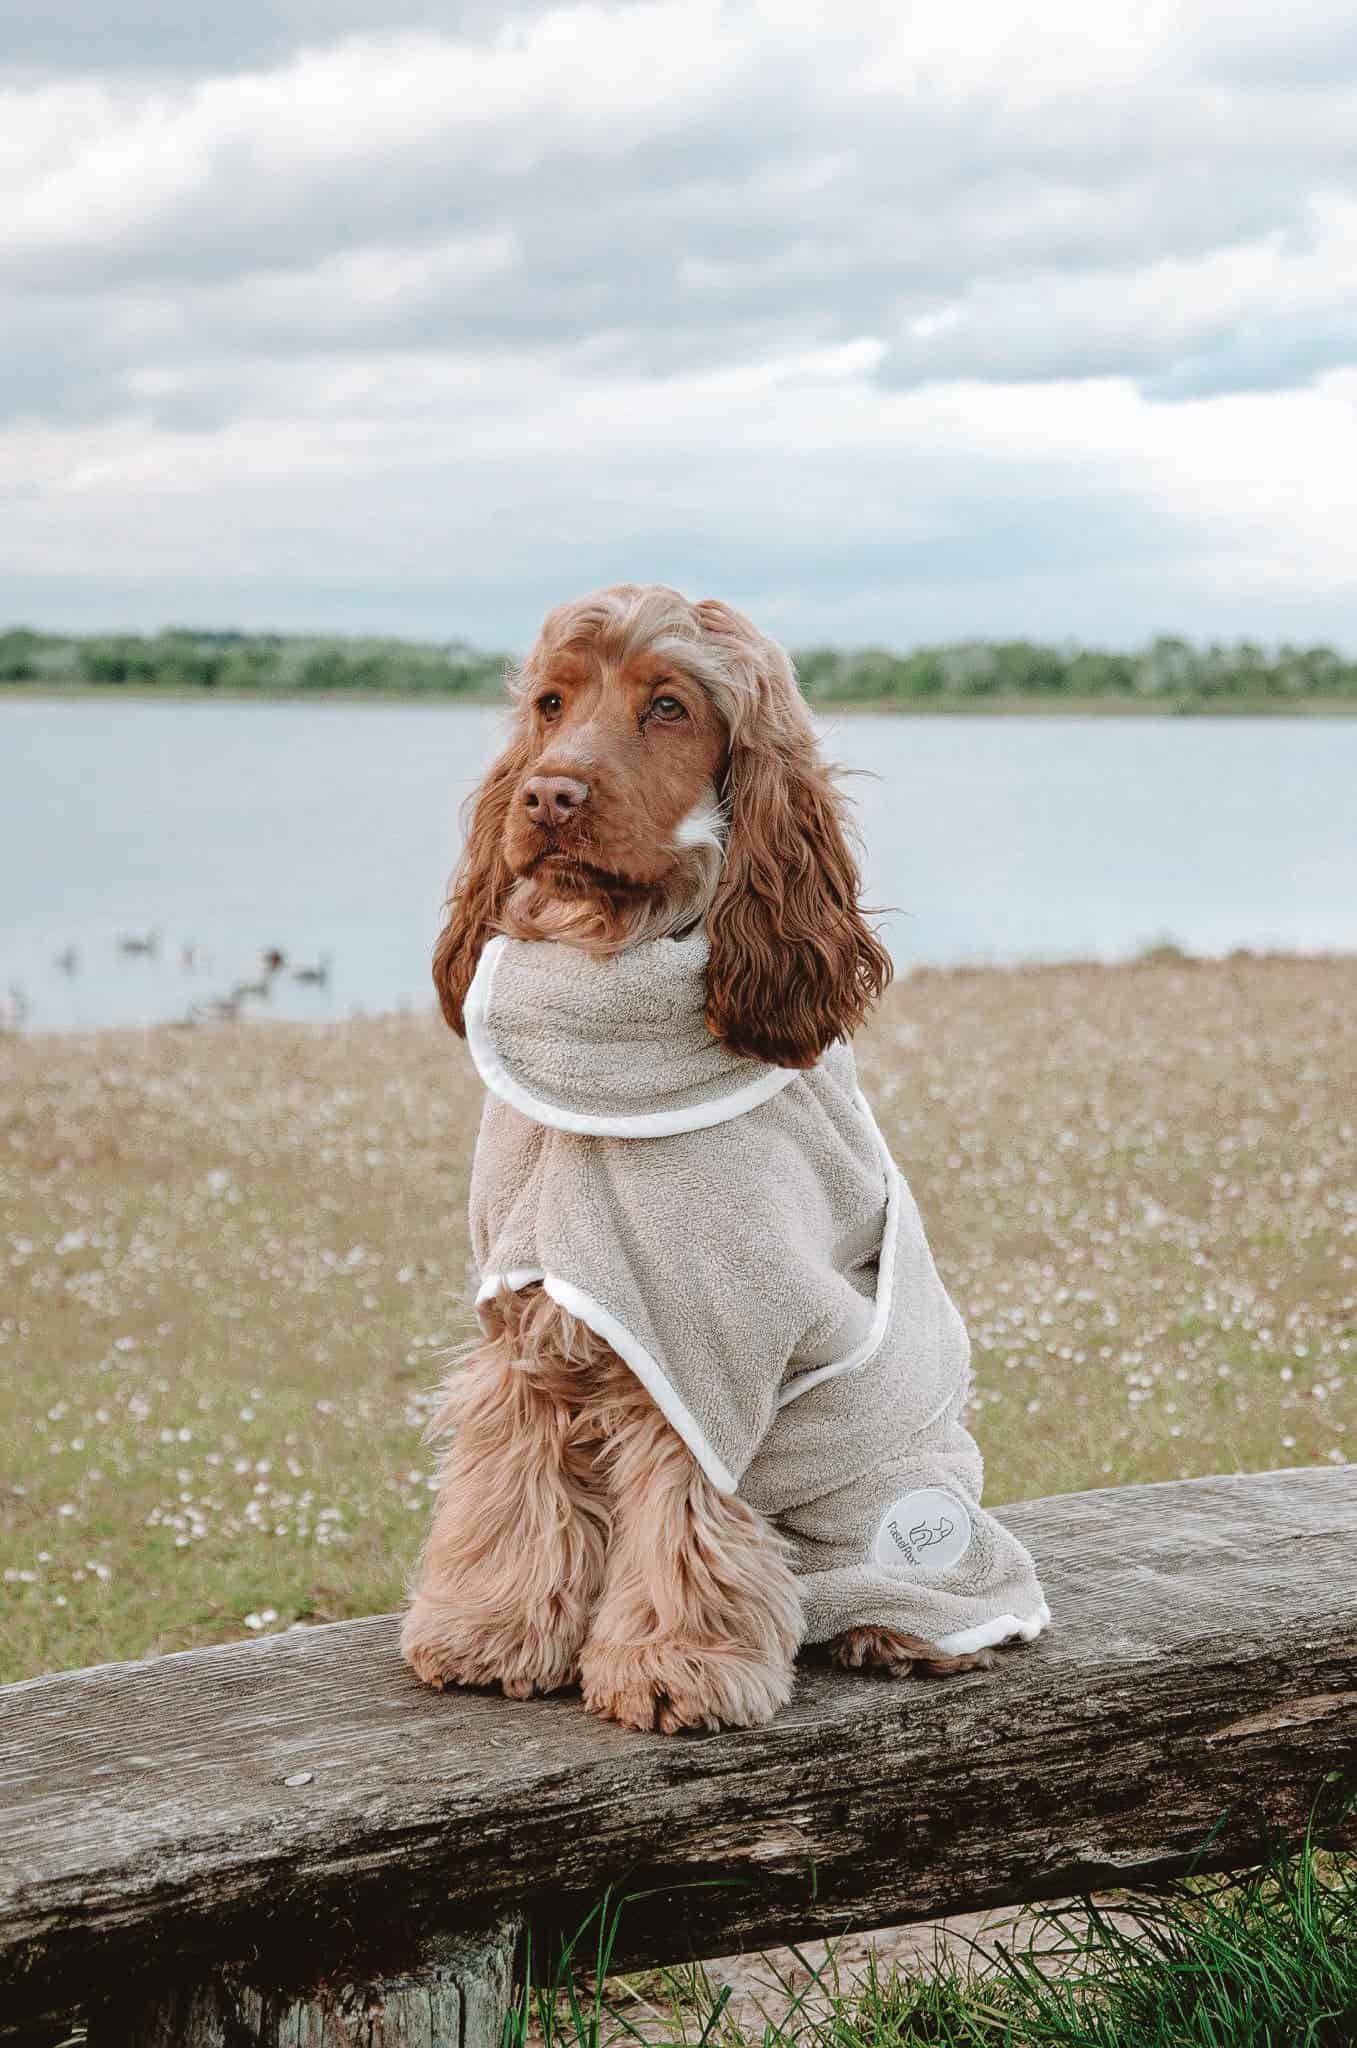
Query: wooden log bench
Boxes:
[{"xmin": 3, "ymin": 1466, "xmax": 1355, "ymax": 2045}]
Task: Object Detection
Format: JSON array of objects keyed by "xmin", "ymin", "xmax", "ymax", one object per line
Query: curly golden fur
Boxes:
[
  {"xmin": 405, "ymin": 585, "xmax": 974, "ymax": 1733},
  {"xmin": 431, "ymin": 584, "xmax": 890, "ymax": 1065}
]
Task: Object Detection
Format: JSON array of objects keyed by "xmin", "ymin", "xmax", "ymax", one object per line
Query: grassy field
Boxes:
[{"xmin": 3, "ymin": 952, "xmax": 1353, "ymax": 1685}]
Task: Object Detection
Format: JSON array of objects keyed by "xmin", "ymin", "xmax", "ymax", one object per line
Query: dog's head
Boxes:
[{"xmin": 433, "ymin": 584, "xmax": 890, "ymax": 1068}]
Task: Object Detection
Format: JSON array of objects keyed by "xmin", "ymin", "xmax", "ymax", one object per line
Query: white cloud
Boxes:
[
  {"xmin": 880, "ymin": 195, "xmax": 1357, "ymax": 394},
  {"xmin": 1, "ymin": 0, "xmax": 1355, "ymax": 646},
  {"xmin": 1, "ymin": 9, "xmax": 749, "ymax": 282}
]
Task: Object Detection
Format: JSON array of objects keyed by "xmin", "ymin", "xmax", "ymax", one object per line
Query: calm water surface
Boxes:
[{"xmin": 2, "ymin": 698, "xmax": 1352, "ymax": 1032}]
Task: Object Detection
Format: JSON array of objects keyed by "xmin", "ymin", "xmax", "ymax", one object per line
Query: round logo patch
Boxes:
[{"xmin": 873, "ymin": 1488, "xmax": 972, "ymax": 1573}]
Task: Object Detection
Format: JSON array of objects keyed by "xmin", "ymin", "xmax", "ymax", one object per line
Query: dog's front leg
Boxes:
[
  {"xmin": 401, "ymin": 1312, "xmax": 609, "ymax": 1700},
  {"xmin": 580, "ymin": 1375, "xmax": 802, "ymax": 1733}
]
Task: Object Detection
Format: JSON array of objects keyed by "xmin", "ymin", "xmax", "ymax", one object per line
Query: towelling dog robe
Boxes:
[{"xmin": 465, "ymin": 932, "xmax": 1050, "ymax": 1656}]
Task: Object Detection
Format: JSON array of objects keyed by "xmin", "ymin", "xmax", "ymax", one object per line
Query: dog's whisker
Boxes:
[{"xmin": 672, "ymin": 795, "xmax": 726, "ymax": 856}]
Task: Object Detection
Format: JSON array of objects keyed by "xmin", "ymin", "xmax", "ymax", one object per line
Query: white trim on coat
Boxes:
[
  {"xmin": 776, "ymin": 1092, "xmax": 902, "ymax": 1408},
  {"xmin": 934, "ymin": 1598, "xmax": 1051, "ymax": 1657},
  {"xmin": 475, "ymin": 1266, "xmax": 739, "ymax": 1495},
  {"xmin": 464, "ymin": 934, "xmax": 799, "ymax": 1139},
  {"xmin": 475, "ymin": 1267, "xmax": 549, "ymax": 1302}
]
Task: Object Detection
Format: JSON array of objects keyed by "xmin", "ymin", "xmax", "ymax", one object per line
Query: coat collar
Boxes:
[{"xmin": 463, "ymin": 932, "xmax": 799, "ymax": 1138}]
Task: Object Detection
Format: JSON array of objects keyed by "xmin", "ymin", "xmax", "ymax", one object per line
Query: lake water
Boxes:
[{"xmin": 2, "ymin": 697, "xmax": 1352, "ymax": 1033}]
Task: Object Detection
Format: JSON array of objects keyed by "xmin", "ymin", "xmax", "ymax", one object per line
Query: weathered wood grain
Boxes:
[
  {"xmin": 96, "ymin": 1914, "xmax": 521, "ymax": 2048},
  {"xmin": 3, "ymin": 1468, "xmax": 1355, "ymax": 2038}
]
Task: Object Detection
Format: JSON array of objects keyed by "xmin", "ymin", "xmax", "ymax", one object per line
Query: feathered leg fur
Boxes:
[
  {"xmin": 402, "ymin": 1286, "xmax": 803, "ymax": 1728},
  {"xmin": 579, "ymin": 1362, "xmax": 803, "ymax": 1733},
  {"xmin": 400, "ymin": 1287, "xmax": 611, "ymax": 1699}
]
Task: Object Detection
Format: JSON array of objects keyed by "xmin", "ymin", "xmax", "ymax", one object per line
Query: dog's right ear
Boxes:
[{"xmin": 432, "ymin": 735, "xmax": 530, "ymax": 1034}]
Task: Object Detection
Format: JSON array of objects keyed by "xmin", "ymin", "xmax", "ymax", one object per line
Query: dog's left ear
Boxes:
[{"xmin": 703, "ymin": 719, "xmax": 892, "ymax": 1070}]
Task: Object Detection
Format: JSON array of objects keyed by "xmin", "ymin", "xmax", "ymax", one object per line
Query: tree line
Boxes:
[
  {"xmin": 3, "ymin": 626, "xmax": 1355, "ymax": 704},
  {"xmin": 0, "ymin": 628, "xmax": 507, "ymax": 696}
]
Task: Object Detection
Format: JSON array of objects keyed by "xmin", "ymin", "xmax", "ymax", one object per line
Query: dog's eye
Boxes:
[
  {"xmin": 650, "ymin": 695, "xmax": 687, "ymax": 722},
  {"xmin": 537, "ymin": 693, "xmax": 563, "ymax": 718}
]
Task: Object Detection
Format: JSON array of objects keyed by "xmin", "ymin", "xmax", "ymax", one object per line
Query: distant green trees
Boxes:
[
  {"xmin": 794, "ymin": 635, "xmax": 1357, "ymax": 703},
  {"xmin": 77, "ymin": 632, "xmax": 234, "ymax": 689},
  {"xmin": 0, "ymin": 628, "xmax": 66, "ymax": 681},
  {"xmin": 293, "ymin": 638, "xmax": 504, "ymax": 693},
  {"xmin": 0, "ymin": 629, "xmax": 508, "ymax": 696},
  {"xmin": 2, "ymin": 626, "xmax": 1355, "ymax": 705}
]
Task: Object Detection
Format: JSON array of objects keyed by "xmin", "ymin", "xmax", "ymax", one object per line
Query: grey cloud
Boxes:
[
  {"xmin": 876, "ymin": 229, "xmax": 1357, "ymax": 402},
  {"xmin": 6, "ymin": 137, "xmax": 1353, "ymax": 439},
  {"xmin": 1141, "ymin": 316, "xmax": 1357, "ymax": 401},
  {"xmin": 0, "ymin": 0, "xmax": 541, "ymax": 76},
  {"xmin": 4, "ymin": 4, "xmax": 1357, "ymax": 649},
  {"xmin": 5, "ymin": 51, "xmax": 1354, "ymax": 423},
  {"xmin": 1181, "ymin": 5, "xmax": 1357, "ymax": 90}
]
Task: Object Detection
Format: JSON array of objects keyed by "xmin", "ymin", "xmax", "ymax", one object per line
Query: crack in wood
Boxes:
[{"xmin": 1205, "ymin": 1691, "xmax": 1357, "ymax": 1744}]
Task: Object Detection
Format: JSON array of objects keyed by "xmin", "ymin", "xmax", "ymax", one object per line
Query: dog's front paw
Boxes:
[
  {"xmin": 579, "ymin": 1637, "xmax": 794, "ymax": 1734},
  {"xmin": 400, "ymin": 1594, "xmax": 582, "ymax": 1700},
  {"xmin": 828, "ymin": 1623, "xmax": 995, "ymax": 1678}
]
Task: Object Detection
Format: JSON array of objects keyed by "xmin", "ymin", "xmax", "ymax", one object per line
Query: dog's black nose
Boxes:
[{"xmin": 523, "ymin": 775, "xmax": 589, "ymax": 827}]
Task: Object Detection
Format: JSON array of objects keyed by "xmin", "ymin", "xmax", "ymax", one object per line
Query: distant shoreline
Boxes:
[
  {"xmin": 10, "ymin": 626, "xmax": 1357, "ymax": 712},
  {"xmin": 6, "ymin": 683, "xmax": 1357, "ymax": 717}
]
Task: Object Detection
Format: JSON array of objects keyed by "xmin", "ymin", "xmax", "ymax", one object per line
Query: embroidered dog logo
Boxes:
[
  {"xmin": 908, "ymin": 1513, "xmax": 955, "ymax": 1554},
  {"xmin": 872, "ymin": 1488, "xmax": 972, "ymax": 1573}
]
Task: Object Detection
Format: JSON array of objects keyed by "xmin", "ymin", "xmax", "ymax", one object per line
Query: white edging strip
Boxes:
[
  {"xmin": 464, "ymin": 935, "xmax": 799, "ymax": 1139},
  {"xmin": 777, "ymin": 1093, "xmax": 902, "ymax": 1408},
  {"xmin": 934, "ymin": 1598, "xmax": 1052, "ymax": 1657},
  {"xmin": 475, "ymin": 1266, "xmax": 739, "ymax": 1495}
]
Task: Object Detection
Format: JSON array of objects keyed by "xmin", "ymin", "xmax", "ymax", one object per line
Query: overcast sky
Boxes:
[{"xmin": 4, "ymin": 0, "xmax": 1357, "ymax": 650}]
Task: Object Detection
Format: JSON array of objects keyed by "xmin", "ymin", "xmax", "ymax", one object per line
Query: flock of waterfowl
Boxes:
[
  {"xmin": 172, "ymin": 941, "xmax": 334, "ymax": 1026},
  {"xmin": 0, "ymin": 939, "xmax": 333, "ymax": 1032}
]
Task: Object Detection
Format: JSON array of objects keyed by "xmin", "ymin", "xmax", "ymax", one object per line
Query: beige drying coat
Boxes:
[{"xmin": 465, "ymin": 932, "xmax": 1049, "ymax": 1655}]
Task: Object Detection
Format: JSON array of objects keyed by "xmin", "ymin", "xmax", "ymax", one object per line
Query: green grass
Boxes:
[
  {"xmin": 2, "ymin": 953, "xmax": 1353, "ymax": 1683},
  {"xmin": 515, "ymin": 1809, "xmax": 1357, "ymax": 2048}
]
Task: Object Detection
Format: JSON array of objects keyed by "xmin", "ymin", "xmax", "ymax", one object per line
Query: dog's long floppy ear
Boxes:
[
  {"xmin": 432, "ymin": 734, "xmax": 530, "ymax": 1034},
  {"xmin": 700, "ymin": 615, "xmax": 892, "ymax": 1069}
]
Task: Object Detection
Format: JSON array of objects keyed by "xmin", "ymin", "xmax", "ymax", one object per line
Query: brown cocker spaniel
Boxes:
[{"xmin": 401, "ymin": 584, "xmax": 996, "ymax": 1732}]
